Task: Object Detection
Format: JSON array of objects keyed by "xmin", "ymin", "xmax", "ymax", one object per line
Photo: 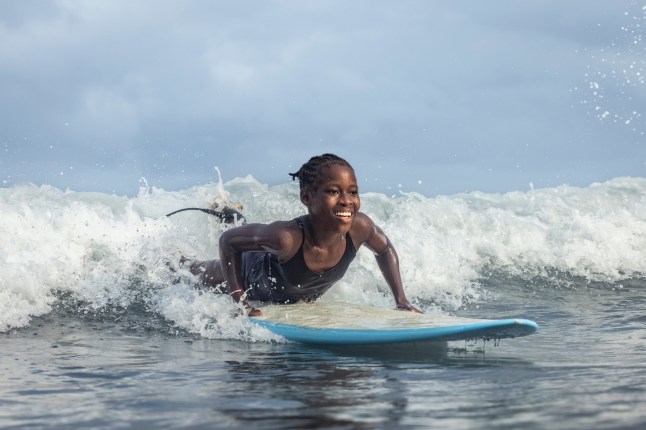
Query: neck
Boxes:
[{"xmin": 303, "ymin": 215, "xmax": 345, "ymax": 247}]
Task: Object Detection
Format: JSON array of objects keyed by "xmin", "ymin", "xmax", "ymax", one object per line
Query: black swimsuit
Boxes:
[{"xmin": 241, "ymin": 217, "xmax": 357, "ymax": 303}]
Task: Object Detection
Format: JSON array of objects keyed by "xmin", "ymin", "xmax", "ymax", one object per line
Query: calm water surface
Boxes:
[{"xmin": 2, "ymin": 277, "xmax": 645, "ymax": 430}]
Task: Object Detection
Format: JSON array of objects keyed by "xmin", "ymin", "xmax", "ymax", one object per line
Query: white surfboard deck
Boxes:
[{"xmin": 249, "ymin": 301, "xmax": 538, "ymax": 345}]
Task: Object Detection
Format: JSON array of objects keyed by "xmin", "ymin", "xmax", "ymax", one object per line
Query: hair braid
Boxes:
[{"xmin": 289, "ymin": 154, "xmax": 354, "ymax": 194}]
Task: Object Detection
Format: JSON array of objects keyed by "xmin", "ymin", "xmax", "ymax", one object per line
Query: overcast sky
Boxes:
[{"xmin": 1, "ymin": 0, "xmax": 644, "ymax": 197}]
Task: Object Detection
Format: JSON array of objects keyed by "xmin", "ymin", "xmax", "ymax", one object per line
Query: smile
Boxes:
[{"xmin": 335, "ymin": 211, "xmax": 352, "ymax": 217}]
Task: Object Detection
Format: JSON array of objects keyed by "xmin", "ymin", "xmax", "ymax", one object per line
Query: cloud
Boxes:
[{"xmin": 1, "ymin": 1, "xmax": 644, "ymax": 195}]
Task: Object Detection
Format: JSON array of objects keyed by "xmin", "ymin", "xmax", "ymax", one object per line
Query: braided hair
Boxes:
[{"xmin": 289, "ymin": 154, "xmax": 354, "ymax": 195}]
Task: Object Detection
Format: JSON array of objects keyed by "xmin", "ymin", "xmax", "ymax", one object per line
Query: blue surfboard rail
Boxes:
[{"xmin": 250, "ymin": 317, "xmax": 539, "ymax": 345}]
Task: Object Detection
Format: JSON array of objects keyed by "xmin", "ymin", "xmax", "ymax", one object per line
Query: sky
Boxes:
[{"xmin": 1, "ymin": 0, "xmax": 645, "ymax": 197}]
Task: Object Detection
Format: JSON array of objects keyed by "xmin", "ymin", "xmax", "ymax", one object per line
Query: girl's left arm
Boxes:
[
  {"xmin": 355, "ymin": 214, "xmax": 423, "ymax": 313},
  {"xmin": 375, "ymin": 243, "xmax": 422, "ymax": 313}
]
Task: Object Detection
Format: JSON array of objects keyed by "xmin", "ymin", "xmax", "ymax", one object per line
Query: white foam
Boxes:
[{"xmin": 2, "ymin": 176, "xmax": 645, "ymax": 336}]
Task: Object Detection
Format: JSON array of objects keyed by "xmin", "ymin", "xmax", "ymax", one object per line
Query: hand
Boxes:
[
  {"xmin": 396, "ymin": 302, "xmax": 423, "ymax": 313},
  {"xmin": 247, "ymin": 307, "xmax": 264, "ymax": 317},
  {"xmin": 240, "ymin": 298, "xmax": 263, "ymax": 317}
]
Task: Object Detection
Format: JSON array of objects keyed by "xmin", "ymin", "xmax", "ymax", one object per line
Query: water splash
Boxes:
[
  {"xmin": 578, "ymin": 2, "xmax": 646, "ymax": 135},
  {"xmin": 2, "ymin": 176, "xmax": 645, "ymax": 336}
]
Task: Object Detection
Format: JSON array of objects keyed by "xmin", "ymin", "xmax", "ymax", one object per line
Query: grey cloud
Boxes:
[{"xmin": 1, "ymin": 1, "xmax": 644, "ymax": 196}]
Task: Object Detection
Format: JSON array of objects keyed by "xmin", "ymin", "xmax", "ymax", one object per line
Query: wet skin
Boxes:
[{"xmin": 187, "ymin": 163, "xmax": 422, "ymax": 316}]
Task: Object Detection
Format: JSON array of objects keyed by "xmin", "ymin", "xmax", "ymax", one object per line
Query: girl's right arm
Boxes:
[{"xmin": 218, "ymin": 222, "xmax": 298, "ymax": 315}]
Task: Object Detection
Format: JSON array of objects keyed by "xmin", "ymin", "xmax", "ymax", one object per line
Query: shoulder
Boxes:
[
  {"xmin": 230, "ymin": 218, "xmax": 299, "ymax": 237},
  {"xmin": 349, "ymin": 212, "xmax": 378, "ymax": 244},
  {"xmin": 350, "ymin": 212, "xmax": 390, "ymax": 253},
  {"xmin": 264, "ymin": 219, "xmax": 303, "ymax": 261},
  {"xmin": 265, "ymin": 219, "xmax": 302, "ymax": 249},
  {"xmin": 219, "ymin": 219, "xmax": 302, "ymax": 259}
]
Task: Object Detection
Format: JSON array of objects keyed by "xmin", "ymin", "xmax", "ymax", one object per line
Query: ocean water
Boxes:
[{"xmin": 1, "ymin": 176, "xmax": 646, "ymax": 429}]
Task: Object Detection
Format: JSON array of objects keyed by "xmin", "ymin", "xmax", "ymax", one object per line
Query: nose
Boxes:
[{"xmin": 339, "ymin": 191, "xmax": 352, "ymax": 205}]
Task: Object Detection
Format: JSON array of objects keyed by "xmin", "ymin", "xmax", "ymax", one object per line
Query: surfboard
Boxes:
[{"xmin": 249, "ymin": 301, "xmax": 538, "ymax": 345}]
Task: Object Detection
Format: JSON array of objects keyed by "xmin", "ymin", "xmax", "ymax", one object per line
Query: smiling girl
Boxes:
[{"xmin": 183, "ymin": 154, "xmax": 421, "ymax": 316}]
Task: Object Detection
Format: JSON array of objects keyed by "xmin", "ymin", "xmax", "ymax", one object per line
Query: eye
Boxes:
[{"xmin": 326, "ymin": 188, "xmax": 339, "ymax": 196}]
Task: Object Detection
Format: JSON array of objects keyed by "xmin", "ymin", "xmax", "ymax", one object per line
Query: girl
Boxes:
[{"xmin": 184, "ymin": 154, "xmax": 421, "ymax": 316}]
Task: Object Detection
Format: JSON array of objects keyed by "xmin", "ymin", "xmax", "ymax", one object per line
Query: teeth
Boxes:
[{"xmin": 336, "ymin": 212, "xmax": 352, "ymax": 217}]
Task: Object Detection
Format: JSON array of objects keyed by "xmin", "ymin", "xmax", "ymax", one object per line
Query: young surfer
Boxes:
[{"xmin": 182, "ymin": 153, "xmax": 422, "ymax": 316}]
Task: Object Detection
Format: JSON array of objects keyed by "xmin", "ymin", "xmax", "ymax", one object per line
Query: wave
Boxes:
[{"xmin": 1, "ymin": 176, "xmax": 645, "ymax": 335}]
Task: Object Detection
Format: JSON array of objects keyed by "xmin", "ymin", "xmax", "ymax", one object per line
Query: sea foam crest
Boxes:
[{"xmin": 1, "ymin": 176, "xmax": 645, "ymax": 334}]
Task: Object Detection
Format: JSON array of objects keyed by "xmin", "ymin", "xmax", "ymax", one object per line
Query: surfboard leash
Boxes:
[{"xmin": 165, "ymin": 207, "xmax": 247, "ymax": 224}]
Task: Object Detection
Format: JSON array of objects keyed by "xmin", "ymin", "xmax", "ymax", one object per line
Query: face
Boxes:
[{"xmin": 302, "ymin": 164, "xmax": 360, "ymax": 232}]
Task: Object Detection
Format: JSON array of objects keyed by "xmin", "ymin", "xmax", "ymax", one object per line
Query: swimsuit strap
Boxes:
[{"xmin": 295, "ymin": 218, "xmax": 306, "ymax": 248}]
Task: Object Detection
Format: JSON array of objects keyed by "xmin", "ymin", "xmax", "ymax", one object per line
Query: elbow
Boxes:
[
  {"xmin": 218, "ymin": 229, "xmax": 235, "ymax": 255},
  {"xmin": 374, "ymin": 244, "xmax": 393, "ymax": 258},
  {"xmin": 375, "ymin": 244, "xmax": 398, "ymax": 261},
  {"xmin": 375, "ymin": 247, "xmax": 399, "ymax": 269}
]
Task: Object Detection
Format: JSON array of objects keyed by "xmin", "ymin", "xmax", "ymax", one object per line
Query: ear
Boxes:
[{"xmin": 300, "ymin": 188, "xmax": 311, "ymax": 206}]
